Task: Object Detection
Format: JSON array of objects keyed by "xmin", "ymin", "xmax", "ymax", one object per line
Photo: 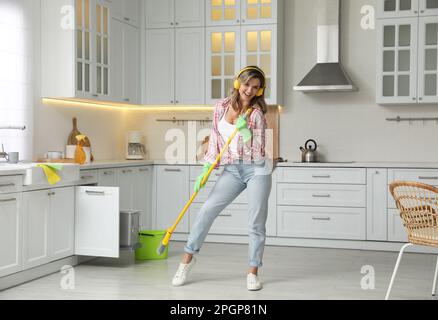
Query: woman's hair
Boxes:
[{"xmin": 229, "ymin": 66, "xmax": 268, "ymax": 115}]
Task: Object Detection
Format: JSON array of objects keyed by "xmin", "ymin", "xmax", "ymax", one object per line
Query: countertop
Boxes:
[{"xmin": 4, "ymin": 160, "xmax": 438, "ymax": 177}]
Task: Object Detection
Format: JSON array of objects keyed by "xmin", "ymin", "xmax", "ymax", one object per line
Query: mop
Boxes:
[{"xmin": 156, "ymin": 108, "xmax": 253, "ymax": 255}]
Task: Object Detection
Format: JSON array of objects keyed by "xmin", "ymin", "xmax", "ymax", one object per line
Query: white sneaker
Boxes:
[
  {"xmin": 247, "ymin": 273, "xmax": 262, "ymax": 291},
  {"xmin": 172, "ymin": 257, "xmax": 196, "ymax": 287}
]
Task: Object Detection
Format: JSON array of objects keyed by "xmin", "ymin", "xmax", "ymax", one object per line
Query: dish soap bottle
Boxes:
[{"xmin": 74, "ymin": 134, "xmax": 87, "ymax": 165}]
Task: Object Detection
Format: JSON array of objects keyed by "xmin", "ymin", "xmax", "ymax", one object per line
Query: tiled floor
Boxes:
[{"xmin": 0, "ymin": 242, "xmax": 437, "ymax": 300}]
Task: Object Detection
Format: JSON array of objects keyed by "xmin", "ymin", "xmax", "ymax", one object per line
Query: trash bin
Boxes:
[{"xmin": 135, "ymin": 230, "xmax": 168, "ymax": 260}]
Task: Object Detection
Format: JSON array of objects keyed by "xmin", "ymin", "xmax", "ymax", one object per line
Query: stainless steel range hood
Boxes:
[{"xmin": 294, "ymin": 0, "xmax": 357, "ymax": 93}]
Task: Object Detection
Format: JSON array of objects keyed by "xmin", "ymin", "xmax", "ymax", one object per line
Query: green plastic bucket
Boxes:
[{"xmin": 135, "ymin": 230, "xmax": 168, "ymax": 260}]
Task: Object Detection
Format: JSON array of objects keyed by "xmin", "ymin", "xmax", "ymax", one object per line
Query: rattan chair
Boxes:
[{"xmin": 386, "ymin": 181, "xmax": 438, "ymax": 300}]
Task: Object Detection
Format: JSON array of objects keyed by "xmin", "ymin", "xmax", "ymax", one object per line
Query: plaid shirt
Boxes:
[{"xmin": 204, "ymin": 97, "xmax": 266, "ymax": 168}]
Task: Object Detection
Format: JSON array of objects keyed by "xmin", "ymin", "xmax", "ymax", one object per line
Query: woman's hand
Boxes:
[
  {"xmin": 194, "ymin": 162, "xmax": 213, "ymax": 192},
  {"xmin": 236, "ymin": 116, "xmax": 252, "ymax": 143}
]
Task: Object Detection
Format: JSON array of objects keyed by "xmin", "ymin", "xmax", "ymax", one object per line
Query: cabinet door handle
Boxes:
[
  {"xmin": 0, "ymin": 197, "xmax": 16, "ymax": 203},
  {"xmin": 81, "ymin": 175, "xmax": 94, "ymax": 180},
  {"xmin": 175, "ymin": 22, "xmax": 179, "ymax": 26},
  {"xmin": 312, "ymin": 217, "xmax": 331, "ymax": 221},
  {"xmin": 312, "ymin": 175, "xmax": 331, "ymax": 178},
  {"xmin": 92, "ymin": 94, "xmax": 98, "ymax": 97},
  {"xmin": 219, "ymin": 213, "xmax": 232, "ymax": 217},
  {"xmin": 0, "ymin": 183, "xmax": 15, "ymax": 187},
  {"xmin": 165, "ymin": 168, "xmax": 181, "ymax": 172},
  {"xmin": 418, "ymin": 176, "xmax": 438, "ymax": 180},
  {"xmin": 85, "ymin": 190, "xmax": 105, "ymax": 196},
  {"xmin": 124, "ymin": 98, "xmax": 130, "ymax": 102},
  {"xmin": 124, "ymin": 17, "xmax": 130, "ymax": 21},
  {"xmin": 170, "ymin": 22, "xmax": 174, "ymax": 26},
  {"xmin": 312, "ymin": 194, "xmax": 331, "ymax": 198},
  {"xmin": 47, "ymin": 191, "xmax": 56, "ymax": 196}
]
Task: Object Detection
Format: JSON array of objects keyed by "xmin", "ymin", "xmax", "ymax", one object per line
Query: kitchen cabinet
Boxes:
[
  {"xmin": 75, "ymin": 186, "xmax": 120, "ymax": 257},
  {"xmin": 155, "ymin": 166, "xmax": 190, "ymax": 233},
  {"xmin": 98, "ymin": 166, "xmax": 153, "ymax": 230},
  {"xmin": 145, "ymin": 27, "xmax": 205, "ymax": 105},
  {"xmin": 366, "ymin": 169, "xmax": 388, "ymax": 241},
  {"xmin": 145, "ymin": 0, "xmax": 205, "ymax": 29},
  {"xmin": 22, "ymin": 187, "xmax": 75, "ymax": 269},
  {"xmin": 376, "ymin": 18, "xmax": 418, "ymax": 104},
  {"xmin": 418, "ymin": 17, "xmax": 438, "ymax": 103},
  {"xmin": 206, "ymin": 8, "xmax": 283, "ymax": 105},
  {"xmin": 276, "ymin": 167, "xmax": 367, "ymax": 241},
  {"xmin": 378, "ymin": 0, "xmax": 438, "ymax": 18},
  {"xmin": 111, "ymin": 18, "xmax": 140, "ymax": 104},
  {"xmin": 110, "ymin": 0, "xmax": 140, "ymax": 27},
  {"xmin": 41, "ymin": 0, "xmax": 112, "ymax": 101},
  {"xmin": 206, "ymin": 0, "xmax": 278, "ymax": 26},
  {"xmin": 0, "ymin": 193, "xmax": 22, "ymax": 277},
  {"xmin": 376, "ymin": 4, "xmax": 438, "ymax": 104}
]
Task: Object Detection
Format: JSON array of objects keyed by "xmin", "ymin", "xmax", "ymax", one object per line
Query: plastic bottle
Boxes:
[{"xmin": 74, "ymin": 134, "xmax": 87, "ymax": 165}]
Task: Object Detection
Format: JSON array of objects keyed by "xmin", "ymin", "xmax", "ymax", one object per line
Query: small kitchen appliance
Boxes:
[{"xmin": 126, "ymin": 131, "xmax": 146, "ymax": 160}]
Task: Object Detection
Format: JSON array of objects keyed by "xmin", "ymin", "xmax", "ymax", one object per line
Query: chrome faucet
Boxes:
[{"xmin": 0, "ymin": 126, "xmax": 26, "ymax": 161}]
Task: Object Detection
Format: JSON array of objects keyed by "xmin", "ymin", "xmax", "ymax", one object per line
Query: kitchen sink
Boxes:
[{"xmin": 13, "ymin": 163, "xmax": 81, "ymax": 186}]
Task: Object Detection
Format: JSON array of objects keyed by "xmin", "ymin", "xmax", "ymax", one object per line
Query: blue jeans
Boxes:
[{"xmin": 184, "ymin": 162, "xmax": 272, "ymax": 268}]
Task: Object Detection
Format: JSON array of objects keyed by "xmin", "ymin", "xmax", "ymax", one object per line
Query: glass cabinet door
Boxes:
[
  {"xmin": 377, "ymin": 19, "xmax": 418, "ymax": 104},
  {"xmin": 206, "ymin": 0, "xmax": 241, "ymax": 26},
  {"xmin": 206, "ymin": 27, "xmax": 241, "ymax": 103},
  {"xmin": 95, "ymin": 1, "xmax": 110, "ymax": 97},
  {"xmin": 378, "ymin": 0, "xmax": 420, "ymax": 18},
  {"xmin": 76, "ymin": 0, "xmax": 92, "ymax": 96},
  {"xmin": 419, "ymin": 0, "xmax": 438, "ymax": 16},
  {"xmin": 241, "ymin": 25, "xmax": 276, "ymax": 104},
  {"xmin": 241, "ymin": 0, "xmax": 277, "ymax": 24},
  {"xmin": 418, "ymin": 17, "xmax": 438, "ymax": 103}
]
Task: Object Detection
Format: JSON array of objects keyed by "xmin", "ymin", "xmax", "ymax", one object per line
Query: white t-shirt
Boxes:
[{"xmin": 218, "ymin": 115, "xmax": 239, "ymax": 156}]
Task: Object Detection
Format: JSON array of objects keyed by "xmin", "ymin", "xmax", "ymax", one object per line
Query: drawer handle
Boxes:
[
  {"xmin": 103, "ymin": 171, "xmax": 114, "ymax": 175},
  {"xmin": 139, "ymin": 168, "xmax": 149, "ymax": 172},
  {"xmin": 312, "ymin": 217, "xmax": 331, "ymax": 221},
  {"xmin": 0, "ymin": 183, "xmax": 15, "ymax": 187},
  {"xmin": 312, "ymin": 194, "xmax": 331, "ymax": 198},
  {"xmin": 312, "ymin": 175, "xmax": 331, "ymax": 178},
  {"xmin": 47, "ymin": 191, "xmax": 56, "ymax": 196},
  {"xmin": 85, "ymin": 190, "xmax": 105, "ymax": 196},
  {"xmin": 122, "ymin": 169, "xmax": 133, "ymax": 174},
  {"xmin": 0, "ymin": 197, "xmax": 16, "ymax": 203},
  {"xmin": 418, "ymin": 176, "xmax": 438, "ymax": 180},
  {"xmin": 81, "ymin": 175, "xmax": 94, "ymax": 180},
  {"xmin": 165, "ymin": 169, "xmax": 181, "ymax": 172},
  {"xmin": 215, "ymin": 173, "xmax": 221, "ymax": 177},
  {"xmin": 219, "ymin": 213, "xmax": 232, "ymax": 217}
]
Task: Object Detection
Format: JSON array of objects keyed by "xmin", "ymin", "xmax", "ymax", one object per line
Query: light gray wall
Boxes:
[
  {"xmin": 282, "ymin": 0, "xmax": 438, "ymax": 163},
  {"xmin": 34, "ymin": 0, "xmax": 438, "ymax": 163}
]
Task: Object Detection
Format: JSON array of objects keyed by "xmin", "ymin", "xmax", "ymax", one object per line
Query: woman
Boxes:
[{"xmin": 172, "ymin": 66, "xmax": 272, "ymax": 291}]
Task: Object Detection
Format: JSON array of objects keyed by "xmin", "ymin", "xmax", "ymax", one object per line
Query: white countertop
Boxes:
[{"xmin": 4, "ymin": 159, "xmax": 438, "ymax": 176}]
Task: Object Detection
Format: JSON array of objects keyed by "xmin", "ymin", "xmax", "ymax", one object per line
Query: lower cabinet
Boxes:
[
  {"xmin": 22, "ymin": 187, "xmax": 75, "ymax": 269},
  {"xmin": 98, "ymin": 166, "xmax": 153, "ymax": 230},
  {"xmin": 0, "ymin": 193, "xmax": 22, "ymax": 277},
  {"xmin": 155, "ymin": 166, "xmax": 190, "ymax": 233}
]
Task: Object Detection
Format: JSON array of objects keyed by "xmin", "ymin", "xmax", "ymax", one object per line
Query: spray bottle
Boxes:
[{"xmin": 74, "ymin": 134, "xmax": 87, "ymax": 165}]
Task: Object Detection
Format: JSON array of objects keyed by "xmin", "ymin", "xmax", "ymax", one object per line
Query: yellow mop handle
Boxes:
[{"xmin": 161, "ymin": 108, "xmax": 253, "ymax": 246}]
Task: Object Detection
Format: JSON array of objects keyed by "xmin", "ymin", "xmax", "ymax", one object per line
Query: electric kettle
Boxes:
[{"xmin": 300, "ymin": 139, "xmax": 318, "ymax": 163}]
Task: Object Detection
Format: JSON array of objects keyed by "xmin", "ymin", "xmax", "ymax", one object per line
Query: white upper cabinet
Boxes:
[
  {"xmin": 206, "ymin": 27, "xmax": 241, "ymax": 102},
  {"xmin": 145, "ymin": 27, "xmax": 205, "ymax": 105},
  {"xmin": 206, "ymin": 0, "xmax": 278, "ymax": 26},
  {"xmin": 378, "ymin": 0, "xmax": 438, "ymax": 18},
  {"xmin": 376, "ymin": 1, "xmax": 438, "ymax": 104},
  {"xmin": 145, "ymin": 0, "xmax": 205, "ymax": 28},
  {"xmin": 418, "ymin": 17, "xmax": 438, "ymax": 103},
  {"xmin": 376, "ymin": 18, "xmax": 418, "ymax": 104},
  {"xmin": 41, "ymin": 0, "xmax": 113, "ymax": 101},
  {"xmin": 377, "ymin": 0, "xmax": 420, "ymax": 18},
  {"xmin": 241, "ymin": 24, "xmax": 277, "ymax": 104},
  {"xmin": 110, "ymin": 0, "xmax": 140, "ymax": 27}
]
